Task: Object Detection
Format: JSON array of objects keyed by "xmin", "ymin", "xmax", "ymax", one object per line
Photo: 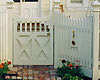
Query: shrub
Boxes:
[
  {"xmin": 57, "ymin": 60, "xmax": 85, "ymax": 80},
  {"xmin": 0, "ymin": 60, "xmax": 11, "ymax": 79}
]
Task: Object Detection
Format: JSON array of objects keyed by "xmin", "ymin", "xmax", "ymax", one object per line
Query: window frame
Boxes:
[
  {"xmin": 67, "ymin": 0, "xmax": 89, "ymax": 8},
  {"xmin": 13, "ymin": 0, "xmax": 38, "ymax": 2}
]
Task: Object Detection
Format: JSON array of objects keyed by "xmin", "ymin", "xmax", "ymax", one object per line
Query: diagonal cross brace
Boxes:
[
  {"xmin": 17, "ymin": 37, "xmax": 32, "ymax": 59},
  {"xmin": 35, "ymin": 38, "xmax": 50, "ymax": 59}
]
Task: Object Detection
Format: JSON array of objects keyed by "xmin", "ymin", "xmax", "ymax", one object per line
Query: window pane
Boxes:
[
  {"xmin": 13, "ymin": 0, "xmax": 38, "ymax": 2},
  {"xmin": 13, "ymin": 0, "xmax": 20, "ymax": 2},
  {"xmin": 71, "ymin": 0, "xmax": 82, "ymax": 3},
  {"xmin": 25, "ymin": 0, "xmax": 38, "ymax": 2}
]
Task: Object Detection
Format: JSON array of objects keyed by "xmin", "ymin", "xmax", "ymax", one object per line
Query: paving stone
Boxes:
[
  {"xmin": 7, "ymin": 71, "xmax": 17, "ymax": 74},
  {"xmin": 17, "ymin": 76, "xmax": 22, "ymax": 79},
  {"xmin": 5, "ymin": 76, "xmax": 10, "ymax": 79},
  {"xmin": 23, "ymin": 76, "xmax": 28, "ymax": 79},
  {"xmin": 45, "ymin": 74, "xmax": 50, "ymax": 77},
  {"xmin": 45, "ymin": 71, "xmax": 49, "ymax": 74},
  {"xmin": 39, "ymin": 76, "xmax": 45, "ymax": 80},
  {"xmin": 34, "ymin": 71, "xmax": 39, "ymax": 74},
  {"xmin": 56, "ymin": 77, "xmax": 62, "ymax": 80},
  {"xmin": 51, "ymin": 77, "xmax": 56, "ymax": 80},
  {"xmin": 39, "ymin": 71, "xmax": 45, "ymax": 74},
  {"xmin": 17, "ymin": 72, "xmax": 23, "ymax": 76},
  {"xmin": 34, "ymin": 77, "xmax": 39, "ymax": 80},
  {"xmin": 45, "ymin": 78, "xmax": 51, "ymax": 80},
  {"xmin": 28, "ymin": 76, "xmax": 33, "ymax": 79},
  {"xmin": 11, "ymin": 76, "xmax": 17, "ymax": 79},
  {"xmin": 45, "ymin": 77, "xmax": 51, "ymax": 80},
  {"xmin": 7, "ymin": 66, "xmax": 57, "ymax": 80}
]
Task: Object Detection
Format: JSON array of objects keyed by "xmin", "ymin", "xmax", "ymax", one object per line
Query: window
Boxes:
[
  {"xmin": 13, "ymin": 0, "xmax": 38, "ymax": 2},
  {"xmin": 67, "ymin": 0, "xmax": 89, "ymax": 8},
  {"xmin": 71, "ymin": 0, "xmax": 82, "ymax": 4},
  {"xmin": 13, "ymin": 0, "xmax": 20, "ymax": 2},
  {"xmin": 25, "ymin": 0, "xmax": 38, "ymax": 2}
]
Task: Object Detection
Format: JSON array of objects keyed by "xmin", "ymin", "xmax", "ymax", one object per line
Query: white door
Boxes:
[
  {"xmin": 13, "ymin": 18, "xmax": 53, "ymax": 65},
  {"xmin": 21, "ymin": 2, "xmax": 40, "ymax": 18}
]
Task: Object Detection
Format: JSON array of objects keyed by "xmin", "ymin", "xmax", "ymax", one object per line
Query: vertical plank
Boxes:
[
  {"xmin": 35, "ymin": 22, "xmax": 36, "ymax": 32},
  {"xmin": 5, "ymin": 10, "xmax": 8, "ymax": 60},
  {"xmin": 30, "ymin": 22, "xmax": 32, "ymax": 32},
  {"xmin": 3, "ymin": 12, "xmax": 7, "ymax": 59},
  {"xmin": 40, "ymin": 22, "xmax": 41, "ymax": 32},
  {"xmin": 2, "ymin": 12, "xmax": 5, "ymax": 60},
  {"xmin": 25, "ymin": 22, "xmax": 27, "ymax": 32},
  {"xmin": 20, "ymin": 23, "xmax": 22, "ymax": 32},
  {"xmin": 0, "ymin": 13, "xmax": 2, "ymax": 60},
  {"xmin": 79, "ymin": 17, "xmax": 83, "ymax": 66},
  {"xmin": 44, "ymin": 23, "xmax": 46, "ymax": 32}
]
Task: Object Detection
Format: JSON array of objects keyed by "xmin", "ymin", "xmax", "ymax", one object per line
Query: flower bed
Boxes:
[{"xmin": 57, "ymin": 60, "xmax": 85, "ymax": 80}]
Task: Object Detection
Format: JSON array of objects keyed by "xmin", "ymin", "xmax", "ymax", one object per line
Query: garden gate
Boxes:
[{"xmin": 13, "ymin": 16, "xmax": 53, "ymax": 65}]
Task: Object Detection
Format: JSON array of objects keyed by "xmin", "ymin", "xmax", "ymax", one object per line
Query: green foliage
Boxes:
[
  {"xmin": 0, "ymin": 61, "xmax": 11, "ymax": 79},
  {"xmin": 62, "ymin": 74, "xmax": 82, "ymax": 80},
  {"xmin": 57, "ymin": 60, "xmax": 85, "ymax": 80}
]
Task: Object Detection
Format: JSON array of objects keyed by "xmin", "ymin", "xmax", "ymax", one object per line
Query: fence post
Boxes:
[
  {"xmin": 92, "ymin": 1, "xmax": 100, "ymax": 80},
  {"xmin": 6, "ymin": 1, "xmax": 14, "ymax": 66}
]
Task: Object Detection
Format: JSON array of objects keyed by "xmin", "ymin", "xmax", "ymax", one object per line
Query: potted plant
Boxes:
[{"xmin": 0, "ymin": 60, "xmax": 11, "ymax": 80}]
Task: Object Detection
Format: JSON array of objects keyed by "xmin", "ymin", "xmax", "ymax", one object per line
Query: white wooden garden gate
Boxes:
[{"xmin": 13, "ymin": 16, "xmax": 53, "ymax": 65}]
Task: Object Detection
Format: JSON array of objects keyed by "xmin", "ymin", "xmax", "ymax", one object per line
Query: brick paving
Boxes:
[{"xmin": 5, "ymin": 65, "xmax": 57, "ymax": 80}]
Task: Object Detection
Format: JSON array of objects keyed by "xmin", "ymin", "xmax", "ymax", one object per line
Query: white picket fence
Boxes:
[{"xmin": 54, "ymin": 12, "xmax": 93, "ymax": 77}]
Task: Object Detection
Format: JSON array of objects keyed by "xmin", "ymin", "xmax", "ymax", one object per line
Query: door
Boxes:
[
  {"xmin": 13, "ymin": 18, "xmax": 53, "ymax": 65},
  {"xmin": 21, "ymin": 1, "xmax": 40, "ymax": 18}
]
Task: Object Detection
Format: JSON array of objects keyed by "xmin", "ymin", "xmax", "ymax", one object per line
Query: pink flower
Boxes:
[
  {"xmin": 75, "ymin": 65, "xmax": 79, "ymax": 68},
  {"xmin": 70, "ymin": 67, "xmax": 72, "ymax": 69},
  {"xmin": 74, "ymin": 66, "xmax": 76, "ymax": 68}
]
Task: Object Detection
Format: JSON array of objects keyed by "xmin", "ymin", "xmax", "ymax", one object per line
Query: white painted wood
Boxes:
[
  {"xmin": 0, "ymin": 7, "xmax": 8, "ymax": 61},
  {"xmin": 66, "ymin": 0, "xmax": 89, "ymax": 8},
  {"xmin": 13, "ymin": 16, "xmax": 53, "ymax": 65},
  {"xmin": 20, "ymin": 2, "xmax": 40, "ymax": 18},
  {"xmin": 92, "ymin": 3, "xmax": 100, "ymax": 79},
  {"xmin": 54, "ymin": 12, "xmax": 93, "ymax": 77}
]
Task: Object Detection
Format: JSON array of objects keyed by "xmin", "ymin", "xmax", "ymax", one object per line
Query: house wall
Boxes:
[
  {"xmin": 41, "ymin": 0, "xmax": 50, "ymax": 16},
  {"xmin": 59, "ymin": 0, "xmax": 93, "ymax": 17},
  {"xmin": 11, "ymin": 0, "xmax": 50, "ymax": 17}
]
